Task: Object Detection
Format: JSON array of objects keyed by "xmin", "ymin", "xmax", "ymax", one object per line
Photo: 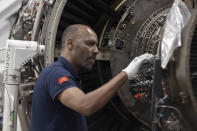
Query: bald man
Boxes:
[{"xmin": 30, "ymin": 24, "xmax": 154, "ymax": 131}]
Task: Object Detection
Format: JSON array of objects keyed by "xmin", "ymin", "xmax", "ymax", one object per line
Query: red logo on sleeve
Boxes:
[{"xmin": 58, "ymin": 76, "xmax": 68, "ymax": 84}]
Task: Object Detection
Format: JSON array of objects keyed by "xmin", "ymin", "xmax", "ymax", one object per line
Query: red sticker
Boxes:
[{"xmin": 58, "ymin": 76, "xmax": 68, "ymax": 84}]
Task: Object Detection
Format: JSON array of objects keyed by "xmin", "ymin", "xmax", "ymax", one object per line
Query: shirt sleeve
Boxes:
[{"xmin": 46, "ymin": 68, "xmax": 77, "ymax": 100}]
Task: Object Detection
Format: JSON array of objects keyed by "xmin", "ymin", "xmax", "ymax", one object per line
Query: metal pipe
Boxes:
[
  {"xmin": 31, "ymin": 1, "xmax": 44, "ymax": 41},
  {"xmin": 3, "ymin": 69, "xmax": 21, "ymax": 131},
  {"xmin": 18, "ymin": 104, "xmax": 29, "ymax": 131},
  {"xmin": 19, "ymin": 82, "xmax": 35, "ymax": 90}
]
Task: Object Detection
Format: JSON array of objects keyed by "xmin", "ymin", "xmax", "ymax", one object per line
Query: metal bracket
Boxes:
[{"xmin": 5, "ymin": 40, "xmax": 45, "ymax": 70}]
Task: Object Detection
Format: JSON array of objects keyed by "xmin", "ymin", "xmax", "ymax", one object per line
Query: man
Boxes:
[{"xmin": 30, "ymin": 24, "xmax": 154, "ymax": 131}]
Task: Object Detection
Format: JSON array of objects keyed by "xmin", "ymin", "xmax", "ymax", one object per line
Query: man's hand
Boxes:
[{"xmin": 122, "ymin": 53, "xmax": 154, "ymax": 79}]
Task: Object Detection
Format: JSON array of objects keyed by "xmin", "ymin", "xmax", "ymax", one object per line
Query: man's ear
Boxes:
[{"xmin": 67, "ymin": 39, "xmax": 74, "ymax": 50}]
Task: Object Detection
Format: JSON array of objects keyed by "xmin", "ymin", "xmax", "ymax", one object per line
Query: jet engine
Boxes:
[{"xmin": 8, "ymin": 0, "xmax": 197, "ymax": 130}]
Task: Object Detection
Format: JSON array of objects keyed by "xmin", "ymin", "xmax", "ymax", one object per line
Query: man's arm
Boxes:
[
  {"xmin": 58, "ymin": 53, "xmax": 154, "ymax": 116},
  {"xmin": 58, "ymin": 71, "xmax": 127, "ymax": 116}
]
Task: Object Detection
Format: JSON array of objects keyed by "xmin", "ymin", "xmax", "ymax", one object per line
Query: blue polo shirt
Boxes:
[{"xmin": 30, "ymin": 56, "xmax": 87, "ymax": 131}]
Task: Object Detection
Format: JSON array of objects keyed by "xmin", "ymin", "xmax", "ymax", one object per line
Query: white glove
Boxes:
[{"xmin": 122, "ymin": 53, "xmax": 154, "ymax": 79}]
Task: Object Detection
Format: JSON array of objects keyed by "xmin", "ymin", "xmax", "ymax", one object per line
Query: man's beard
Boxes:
[
  {"xmin": 82, "ymin": 55, "xmax": 96, "ymax": 71},
  {"xmin": 80, "ymin": 62, "xmax": 94, "ymax": 72}
]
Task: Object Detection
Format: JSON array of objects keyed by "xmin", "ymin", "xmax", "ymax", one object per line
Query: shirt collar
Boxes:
[{"xmin": 57, "ymin": 56, "xmax": 79, "ymax": 80}]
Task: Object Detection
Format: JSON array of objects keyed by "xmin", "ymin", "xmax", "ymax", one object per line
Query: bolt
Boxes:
[{"xmin": 115, "ymin": 39, "xmax": 124, "ymax": 50}]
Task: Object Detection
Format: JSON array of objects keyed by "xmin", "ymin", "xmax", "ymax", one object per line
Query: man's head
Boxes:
[{"xmin": 61, "ymin": 24, "xmax": 99, "ymax": 72}]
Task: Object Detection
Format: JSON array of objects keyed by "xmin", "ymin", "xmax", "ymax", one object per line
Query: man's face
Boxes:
[{"xmin": 72, "ymin": 28, "xmax": 98, "ymax": 71}]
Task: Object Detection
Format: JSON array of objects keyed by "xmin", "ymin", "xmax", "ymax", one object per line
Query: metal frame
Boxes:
[
  {"xmin": 2, "ymin": 40, "xmax": 44, "ymax": 131},
  {"xmin": 44, "ymin": 0, "xmax": 68, "ymax": 66}
]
